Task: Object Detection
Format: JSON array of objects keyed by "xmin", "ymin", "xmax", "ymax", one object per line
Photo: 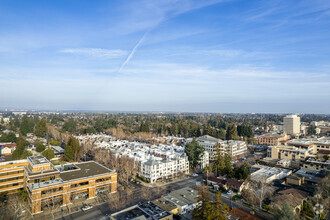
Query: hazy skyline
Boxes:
[{"xmin": 1, "ymin": 0, "xmax": 330, "ymax": 113}]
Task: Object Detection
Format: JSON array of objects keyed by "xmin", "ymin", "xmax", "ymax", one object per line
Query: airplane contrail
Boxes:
[{"xmin": 118, "ymin": 30, "xmax": 150, "ymax": 73}]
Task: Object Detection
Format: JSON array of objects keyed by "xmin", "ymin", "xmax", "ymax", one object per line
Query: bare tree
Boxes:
[
  {"xmin": 242, "ymin": 175, "xmax": 274, "ymax": 209},
  {"xmin": 6, "ymin": 196, "xmax": 31, "ymax": 220}
]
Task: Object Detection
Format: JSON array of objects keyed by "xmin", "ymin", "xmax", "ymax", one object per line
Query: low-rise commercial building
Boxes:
[
  {"xmin": 0, "ymin": 155, "xmax": 117, "ymax": 214},
  {"xmin": 163, "ymin": 187, "xmax": 199, "ymax": 214},
  {"xmin": 110, "ymin": 202, "xmax": 173, "ymax": 220},
  {"xmin": 250, "ymin": 164, "xmax": 292, "ymax": 183}
]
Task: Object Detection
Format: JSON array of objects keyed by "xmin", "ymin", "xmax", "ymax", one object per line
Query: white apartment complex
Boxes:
[
  {"xmin": 283, "ymin": 114, "xmax": 301, "ymax": 136},
  {"xmin": 77, "ymin": 134, "xmax": 189, "ymax": 183},
  {"xmin": 196, "ymin": 135, "xmax": 247, "ymax": 160},
  {"xmin": 141, "ymin": 155, "xmax": 189, "ymax": 183}
]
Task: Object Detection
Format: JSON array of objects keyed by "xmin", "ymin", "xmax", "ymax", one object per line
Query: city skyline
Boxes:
[{"xmin": 1, "ymin": 0, "xmax": 330, "ymax": 113}]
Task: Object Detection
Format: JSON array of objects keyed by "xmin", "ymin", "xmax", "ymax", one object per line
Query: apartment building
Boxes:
[
  {"xmin": 196, "ymin": 135, "xmax": 221, "ymax": 160},
  {"xmin": 140, "ymin": 155, "xmax": 189, "ymax": 183},
  {"xmin": 224, "ymin": 140, "xmax": 248, "ymax": 158},
  {"xmin": 196, "ymin": 135, "xmax": 247, "ymax": 160},
  {"xmin": 0, "ymin": 155, "xmax": 117, "ymax": 214},
  {"xmin": 256, "ymin": 133, "xmax": 289, "ymax": 146},
  {"xmin": 283, "ymin": 114, "xmax": 300, "ymax": 136},
  {"xmin": 199, "ymin": 151, "xmax": 209, "ymax": 170}
]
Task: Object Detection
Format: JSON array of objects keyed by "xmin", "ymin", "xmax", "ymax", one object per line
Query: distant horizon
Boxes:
[
  {"xmin": 1, "ymin": 0, "xmax": 329, "ymax": 113},
  {"xmin": 1, "ymin": 107, "xmax": 329, "ymax": 115}
]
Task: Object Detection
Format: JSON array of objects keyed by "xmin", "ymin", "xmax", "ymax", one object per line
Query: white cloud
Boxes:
[{"xmin": 60, "ymin": 48, "xmax": 127, "ymax": 59}]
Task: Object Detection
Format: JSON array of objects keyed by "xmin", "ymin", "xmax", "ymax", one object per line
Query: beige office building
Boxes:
[{"xmin": 283, "ymin": 115, "xmax": 300, "ymax": 136}]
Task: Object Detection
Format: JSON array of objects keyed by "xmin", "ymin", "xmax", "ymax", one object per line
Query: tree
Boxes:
[
  {"xmin": 233, "ymin": 164, "xmax": 250, "ymax": 180},
  {"xmin": 19, "ymin": 115, "xmax": 34, "ymax": 136},
  {"xmin": 242, "ymin": 176, "xmax": 274, "ymax": 209},
  {"xmin": 184, "ymin": 140, "xmax": 205, "ymax": 169},
  {"xmin": 34, "ymin": 118, "xmax": 47, "ymax": 137},
  {"xmin": 223, "ymin": 153, "xmax": 233, "ymax": 177},
  {"xmin": 226, "ymin": 124, "xmax": 238, "ymax": 140},
  {"xmin": 42, "ymin": 148, "xmax": 55, "ymax": 160},
  {"xmin": 36, "ymin": 142, "xmax": 46, "ymax": 152},
  {"xmin": 274, "ymin": 203, "xmax": 298, "ymax": 220},
  {"xmin": 0, "ymin": 132, "xmax": 17, "ymax": 142},
  {"xmin": 62, "ymin": 119, "xmax": 77, "ymax": 133},
  {"xmin": 64, "ymin": 145, "xmax": 74, "ymax": 161},
  {"xmin": 213, "ymin": 144, "xmax": 225, "ymax": 175},
  {"xmin": 140, "ymin": 122, "xmax": 150, "ymax": 132},
  {"xmin": 307, "ymin": 125, "xmax": 316, "ymax": 135},
  {"xmin": 237, "ymin": 125, "xmax": 253, "ymax": 138},
  {"xmin": 65, "ymin": 136, "xmax": 80, "ymax": 161},
  {"xmin": 193, "ymin": 186, "xmax": 229, "ymax": 220},
  {"xmin": 11, "ymin": 134, "xmax": 25, "ymax": 160}
]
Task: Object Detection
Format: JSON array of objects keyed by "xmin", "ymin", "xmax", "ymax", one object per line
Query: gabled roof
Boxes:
[
  {"xmin": 229, "ymin": 208, "xmax": 262, "ymax": 220},
  {"xmin": 272, "ymin": 188, "xmax": 308, "ymax": 208}
]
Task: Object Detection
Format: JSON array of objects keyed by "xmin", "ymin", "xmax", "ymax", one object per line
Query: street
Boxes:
[{"xmin": 56, "ymin": 175, "xmax": 202, "ymax": 220}]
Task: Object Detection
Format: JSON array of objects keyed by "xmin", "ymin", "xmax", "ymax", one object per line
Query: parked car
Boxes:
[
  {"xmin": 226, "ymin": 190, "xmax": 231, "ymax": 195},
  {"xmin": 191, "ymin": 173, "xmax": 198, "ymax": 177},
  {"xmin": 82, "ymin": 205, "xmax": 93, "ymax": 211}
]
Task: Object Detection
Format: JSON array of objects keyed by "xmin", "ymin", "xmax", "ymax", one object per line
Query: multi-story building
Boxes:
[
  {"xmin": 266, "ymin": 145, "xmax": 312, "ymax": 161},
  {"xmin": 301, "ymin": 159, "xmax": 330, "ymax": 172},
  {"xmin": 0, "ymin": 155, "xmax": 117, "ymax": 214},
  {"xmin": 286, "ymin": 138, "xmax": 330, "ymax": 154},
  {"xmin": 0, "ymin": 159, "xmax": 29, "ymax": 194},
  {"xmin": 196, "ymin": 135, "xmax": 247, "ymax": 160},
  {"xmin": 198, "ymin": 151, "xmax": 209, "ymax": 170},
  {"xmin": 223, "ymin": 140, "xmax": 248, "ymax": 158},
  {"xmin": 140, "ymin": 155, "xmax": 189, "ymax": 183},
  {"xmin": 256, "ymin": 133, "xmax": 289, "ymax": 146},
  {"xmin": 283, "ymin": 114, "xmax": 300, "ymax": 136},
  {"xmin": 196, "ymin": 135, "xmax": 222, "ymax": 160}
]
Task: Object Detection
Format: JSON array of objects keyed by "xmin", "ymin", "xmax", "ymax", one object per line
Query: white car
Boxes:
[
  {"xmin": 191, "ymin": 173, "xmax": 198, "ymax": 177},
  {"xmin": 82, "ymin": 205, "xmax": 93, "ymax": 211}
]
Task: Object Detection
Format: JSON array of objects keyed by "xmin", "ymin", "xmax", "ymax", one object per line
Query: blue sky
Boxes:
[{"xmin": 0, "ymin": 0, "xmax": 330, "ymax": 113}]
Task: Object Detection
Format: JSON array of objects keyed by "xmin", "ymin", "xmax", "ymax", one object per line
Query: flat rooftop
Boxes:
[
  {"xmin": 59, "ymin": 161, "xmax": 114, "ymax": 181},
  {"xmin": 28, "ymin": 155, "xmax": 50, "ymax": 165}
]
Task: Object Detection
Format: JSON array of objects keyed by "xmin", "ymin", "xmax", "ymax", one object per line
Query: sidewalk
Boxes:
[
  {"xmin": 35, "ymin": 194, "xmax": 109, "ymax": 220},
  {"xmin": 140, "ymin": 175, "xmax": 191, "ymax": 188}
]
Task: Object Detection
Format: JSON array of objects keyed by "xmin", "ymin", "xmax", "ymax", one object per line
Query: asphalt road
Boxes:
[
  {"xmin": 56, "ymin": 176, "xmax": 202, "ymax": 220},
  {"xmin": 56, "ymin": 175, "xmax": 273, "ymax": 220}
]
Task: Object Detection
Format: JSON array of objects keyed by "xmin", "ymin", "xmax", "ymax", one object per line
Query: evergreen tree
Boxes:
[
  {"xmin": 64, "ymin": 136, "xmax": 80, "ymax": 161},
  {"xmin": 226, "ymin": 124, "xmax": 238, "ymax": 140},
  {"xmin": 0, "ymin": 132, "xmax": 17, "ymax": 142},
  {"xmin": 11, "ymin": 134, "xmax": 31, "ymax": 159},
  {"xmin": 34, "ymin": 118, "xmax": 47, "ymax": 137},
  {"xmin": 184, "ymin": 140, "xmax": 205, "ymax": 169},
  {"xmin": 274, "ymin": 203, "xmax": 298, "ymax": 220},
  {"xmin": 193, "ymin": 186, "xmax": 229, "ymax": 220},
  {"xmin": 64, "ymin": 145, "xmax": 74, "ymax": 161},
  {"xmin": 307, "ymin": 125, "xmax": 316, "ymax": 135},
  {"xmin": 42, "ymin": 148, "xmax": 55, "ymax": 160},
  {"xmin": 11, "ymin": 134, "xmax": 25, "ymax": 159},
  {"xmin": 36, "ymin": 142, "xmax": 46, "ymax": 152},
  {"xmin": 19, "ymin": 115, "xmax": 34, "ymax": 136}
]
